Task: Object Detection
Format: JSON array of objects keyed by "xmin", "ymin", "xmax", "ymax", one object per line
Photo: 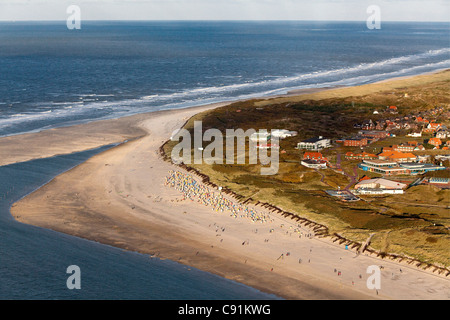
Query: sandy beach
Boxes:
[{"xmin": 7, "ymin": 73, "xmax": 450, "ymax": 300}]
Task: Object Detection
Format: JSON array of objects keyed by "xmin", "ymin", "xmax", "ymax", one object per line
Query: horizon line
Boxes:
[{"xmin": 1, "ymin": 19, "xmax": 449, "ymax": 23}]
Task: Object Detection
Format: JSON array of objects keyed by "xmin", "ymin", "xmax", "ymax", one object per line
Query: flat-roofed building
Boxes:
[
  {"xmin": 354, "ymin": 178, "xmax": 407, "ymax": 194},
  {"xmin": 399, "ymin": 163, "xmax": 446, "ymax": 175},
  {"xmin": 297, "ymin": 136, "xmax": 331, "ymax": 151},
  {"xmin": 271, "ymin": 129, "xmax": 297, "ymax": 139},
  {"xmin": 358, "ymin": 160, "xmax": 409, "ymax": 175},
  {"xmin": 426, "ymin": 177, "xmax": 450, "ymax": 188},
  {"xmin": 355, "ymin": 178, "xmax": 407, "ymax": 190}
]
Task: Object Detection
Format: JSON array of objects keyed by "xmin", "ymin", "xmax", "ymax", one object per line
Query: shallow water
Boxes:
[{"xmin": 0, "ymin": 147, "xmax": 280, "ymax": 299}]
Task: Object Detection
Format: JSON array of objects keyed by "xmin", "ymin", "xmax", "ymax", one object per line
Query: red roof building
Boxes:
[
  {"xmin": 424, "ymin": 123, "xmax": 443, "ymax": 133},
  {"xmin": 303, "ymin": 152, "xmax": 328, "ymax": 161},
  {"xmin": 428, "ymin": 138, "xmax": 442, "ymax": 147},
  {"xmin": 378, "ymin": 150, "xmax": 417, "ymax": 163},
  {"xmin": 387, "ymin": 106, "xmax": 398, "ymax": 113}
]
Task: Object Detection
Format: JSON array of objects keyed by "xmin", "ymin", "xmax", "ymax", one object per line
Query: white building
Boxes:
[
  {"xmin": 355, "ymin": 188, "xmax": 404, "ymax": 195},
  {"xmin": 354, "ymin": 178, "xmax": 407, "ymax": 195},
  {"xmin": 407, "ymin": 132, "xmax": 422, "ymax": 137},
  {"xmin": 271, "ymin": 129, "xmax": 297, "ymax": 139},
  {"xmin": 436, "ymin": 130, "xmax": 449, "ymax": 139},
  {"xmin": 416, "ymin": 155, "xmax": 430, "ymax": 163},
  {"xmin": 297, "ymin": 136, "xmax": 331, "ymax": 151},
  {"xmin": 435, "ymin": 155, "xmax": 450, "ymax": 162},
  {"xmin": 301, "ymin": 159, "xmax": 328, "ymax": 169}
]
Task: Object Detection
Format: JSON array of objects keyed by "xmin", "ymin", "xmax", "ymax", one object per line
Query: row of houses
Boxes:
[{"xmin": 359, "ymin": 105, "xmax": 447, "ymax": 136}]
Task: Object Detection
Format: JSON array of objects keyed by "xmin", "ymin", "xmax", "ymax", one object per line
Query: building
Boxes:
[
  {"xmin": 297, "ymin": 136, "xmax": 331, "ymax": 151},
  {"xmin": 301, "ymin": 159, "xmax": 328, "ymax": 169},
  {"xmin": 428, "ymin": 138, "xmax": 442, "ymax": 147},
  {"xmin": 416, "ymin": 155, "xmax": 430, "ymax": 163},
  {"xmin": 378, "ymin": 150, "xmax": 417, "ymax": 163},
  {"xmin": 424, "ymin": 177, "xmax": 450, "ymax": 188},
  {"xmin": 271, "ymin": 129, "xmax": 298, "ymax": 139},
  {"xmin": 400, "ymin": 163, "xmax": 447, "ymax": 175},
  {"xmin": 358, "ymin": 160, "xmax": 409, "ymax": 175},
  {"xmin": 415, "ymin": 117, "xmax": 428, "ymax": 123},
  {"xmin": 436, "ymin": 155, "xmax": 450, "ymax": 162},
  {"xmin": 359, "ymin": 160, "xmax": 446, "ymax": 176},
  {"xmin": 407, "ymin": 132, "xmax": 422, "ymax": 138},
  {"xmin": 375, "ymin": 121, "xmax": 385, "ymax": 130},
  {"xmin": 354, "ymin": 178, "xmax": 407, "ymax": 194},
  {"xmin": 343, "ymin": 138, "xmax": 368, "ymax": 147},
  {"xmin": 436, "ymin": 130, "xmax": 449, "ymax": 139},
  {"xmin": 345, "ymin": 152, "xmax": 377, "ymax": 160},
  {"xmin": 303, "ymin": 152, "xmax": 327, "ymax": 161},
  {"xmin": 358, "ymin": 130, "xmax": 389, "ymax": 139},
  {"xmin": 387, "ymin": 106, "xmax": 398, "ymax": 113},
  {"xmin": 326, "ymin": 190, "xmax": 360, "ymax": 201},
  {"xmin": 427, "ymin": 123, "xmax": 442, "ymax": 132},
  {"xmin": 355, "ymin": 178, "xmax": 407, "ymax": 190},
  {"xmin": 361, "ymin": 120, "xmax": 375, "ymax": 130},
  {"xmin": 393, "ymin": 144, "xmax": 415, "ymax": 153}
]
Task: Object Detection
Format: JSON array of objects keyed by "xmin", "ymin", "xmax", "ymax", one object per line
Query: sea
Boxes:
[{"xmin": 0, "ymin": 21, "xmax": 449, "ymax": 299}]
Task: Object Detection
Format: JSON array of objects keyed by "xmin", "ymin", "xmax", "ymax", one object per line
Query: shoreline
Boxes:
[
  {"xmin": 6, "ymin": 69, "xmax": 450, "ymax": 300},
  {"xmin": 1, "ymin": 68, "xmax": 449, "ymax": 167}
]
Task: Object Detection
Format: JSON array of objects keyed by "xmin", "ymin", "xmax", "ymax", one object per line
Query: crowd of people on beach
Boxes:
[
  {"xmin": 165, "ymin": 170, "xmax": 273, "ymax": 224},
  {"xmin": 164, "ymin": 170, "xmax": 420, "ymax": 296}
]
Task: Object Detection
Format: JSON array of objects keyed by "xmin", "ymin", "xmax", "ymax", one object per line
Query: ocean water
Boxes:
[
  {"xmin": 0, "ymin": 147, "xmax": 280, "ymax": 299},
  {"xmin": 0, "ymin": 21, "xmax": 449, "ymax": 299},
  {"xmin": 0, "ymin": 21, "xmax": 449, "ymax": 137}
]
